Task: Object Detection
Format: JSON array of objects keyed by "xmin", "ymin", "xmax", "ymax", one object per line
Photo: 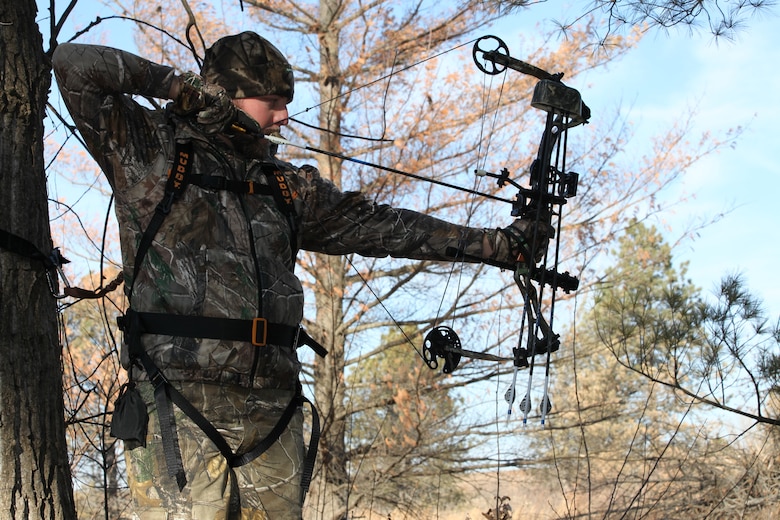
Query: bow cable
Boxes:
[{"xmin": 431, "ymin": 40, "xmax": 511, "ymax": 360}]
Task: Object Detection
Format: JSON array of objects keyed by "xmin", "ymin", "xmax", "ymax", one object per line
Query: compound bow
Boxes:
[{"xmin": 420, "ymin": 35, "xmax": 588, "ymax": 423}]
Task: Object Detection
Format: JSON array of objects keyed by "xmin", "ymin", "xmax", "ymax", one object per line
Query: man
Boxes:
[{"xmin": 52, "ymin": 31, "xmax": 548, "ymax": 519}]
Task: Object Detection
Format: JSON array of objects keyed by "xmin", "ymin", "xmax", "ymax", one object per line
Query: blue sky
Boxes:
[
  {"xmin": 41, "ymin": 0, "xmax": 779, "ymax": 320},
  {"xmin": 598, "ymin": 15, "xmax": 780, "ymax": 317}
]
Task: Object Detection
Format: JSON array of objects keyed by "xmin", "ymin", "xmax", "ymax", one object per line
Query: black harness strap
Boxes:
[
  {"xmin": 0, "ymin": 228, "xmax": 124, "ymax": 300},
  {"xmin": 188, "ymin": 174, "xmax": 271, "ymax": 195},
  {"xmin": 129, "ymin": 141, "xmax": 193, "ymax": 297},
  {"xmin": 119, "ymin": 309, "xmax": 327, "ymax": 356},
  {"xmin": 123, "ymin": 306, "xmax": 190, "ymax": 489},
  {"xmin": 260, "ymin": 164, "xmax": 298, "ymax": 215},
  {"xmin": 298, "ymin": 396, "xmax": 320, "ymax": 504},
  {"xmin": 121, "ymin": 310, "xmax": 317, "ymax": 479},
  {"xmin": 261, "ymin": 164, "xmax": 300, "ymax": 262},
  {"xmin": 121, "ymin": 310, "xmax": 297, "ymax": 347},
  {"xmin": 121, "ymin": 139, "xmax": 322, "ymax": 497},
  {"xmin": 123, "ymin": 140, "xmax": 194, "ymax": 490},
  {"xmin": 0, "ymin": 229, "xmax": 71, "ymax": 297}
]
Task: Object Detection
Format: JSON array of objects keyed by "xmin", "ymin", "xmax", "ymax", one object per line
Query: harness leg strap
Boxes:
[
  {"xmin": 139, "ymin": 353, "xmax": 187, "ymax": 491},
  {"xmin": 299, "ymin": 395, "xmax": 320, "ymax": 504}
]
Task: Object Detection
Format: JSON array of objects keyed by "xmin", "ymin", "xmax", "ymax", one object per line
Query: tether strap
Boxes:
[{"xmin": 0, "ymin": 229, "xmax": 62, "ymax": 269}]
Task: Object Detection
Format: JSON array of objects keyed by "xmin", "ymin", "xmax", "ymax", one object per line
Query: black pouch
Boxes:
[{"xmin": 110, "ymin": 382, "xmax": 149, "ymax": 449}]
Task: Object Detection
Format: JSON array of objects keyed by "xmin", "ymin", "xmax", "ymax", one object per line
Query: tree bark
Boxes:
[
  {"xmin": 0, "ymin": 0, "xmax": 77, "ymax": 518},
  {"xmin": 310, "ymin": 0, "xmax": 350, "ymax": 517}
]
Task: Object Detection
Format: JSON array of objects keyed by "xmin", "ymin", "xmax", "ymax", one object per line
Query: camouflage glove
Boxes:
[
  {"xmin": 488, "ymin": 216, "xmax": 554, "ymax": 265},
  {"xmin": 173, "ymin": 72, "xmax": 237, "ymax": 135}
]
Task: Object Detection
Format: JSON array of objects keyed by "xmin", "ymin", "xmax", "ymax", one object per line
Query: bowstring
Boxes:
[
  {"xmin": 434, "ymin": 51, "xmax": 509, "ymax": 332},
  {"xmin": 287, "ymin": 38, "xmax": 481, "ymax": 123},
  {"xmin": 469, "ymin": 55, "xmax": 517, "ymax": 511}
]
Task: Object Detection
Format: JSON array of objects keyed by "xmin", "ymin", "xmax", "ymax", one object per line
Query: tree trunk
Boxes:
[
  {"xmin": 310, "ymin": 0, "xmax": 350, "ymax": 517},
  {"xmin": 0, "ymin": 1, "xmax": 77, "ymax": 518}
]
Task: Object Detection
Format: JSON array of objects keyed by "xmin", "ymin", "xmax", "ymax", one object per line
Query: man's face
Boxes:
[{"xmin": 232, "ymin": 95, "xmax": 289, "ymax": 134}]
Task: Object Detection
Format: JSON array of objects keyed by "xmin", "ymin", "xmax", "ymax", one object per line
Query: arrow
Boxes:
[{"xmin": 265, "ymin": 134, "xmax": 513, "ymax": 204}]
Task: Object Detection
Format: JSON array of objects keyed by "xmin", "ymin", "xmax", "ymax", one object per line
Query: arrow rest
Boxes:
[{"xmin": 423, "ymin": 326, "xmax": 462, "ymax": 374}]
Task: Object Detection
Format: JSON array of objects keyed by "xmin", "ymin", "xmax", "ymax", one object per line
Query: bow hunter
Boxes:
[{"xmin": 51, "ymin": 31, "xmax": 551, "ymax": 519}]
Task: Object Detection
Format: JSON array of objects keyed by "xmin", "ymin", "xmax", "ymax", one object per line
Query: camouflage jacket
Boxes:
[{"xmin": 52, "ymin": 43, "xmax": 494, "ymax": 389}]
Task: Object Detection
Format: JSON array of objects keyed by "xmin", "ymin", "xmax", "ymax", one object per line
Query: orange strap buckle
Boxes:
[{"xmin": 251, "ymin": 318, "xmax": 268, "ymax": 346}]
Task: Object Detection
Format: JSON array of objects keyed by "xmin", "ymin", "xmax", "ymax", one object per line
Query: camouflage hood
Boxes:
[{"xmin": 201, "ymin": 31, "xmax": 294, "ymax": 101}]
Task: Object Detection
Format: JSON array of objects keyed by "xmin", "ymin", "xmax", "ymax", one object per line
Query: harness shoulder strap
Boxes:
[
  {"xmin": 259, "ymin": 164, "xmax": 298, "ymax": 216},
  {"xmin": 128, "ymin": 140, "xmax": 193, "ymax": 297},
  {"xmin": 260, "ymin": 163, "xmax": 300, "ymax": 261}
]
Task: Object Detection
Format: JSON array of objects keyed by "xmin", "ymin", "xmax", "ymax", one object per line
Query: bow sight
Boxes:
[{"xmin": 423, "ymin": 36, "xmax": 588, "ymax": 396}]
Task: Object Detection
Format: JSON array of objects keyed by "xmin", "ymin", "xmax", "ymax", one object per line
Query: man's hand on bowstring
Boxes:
[
  {"xmin": 484, "ymin": 212, "xmax": 555, "ymax": 266},
  {"xmin": 172, "ymin": 72, "xmax": 242, "ymax": 135}
]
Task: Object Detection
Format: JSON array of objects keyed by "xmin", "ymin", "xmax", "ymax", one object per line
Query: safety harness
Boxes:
[{"xmin": 115, "ymin": 138, "xmax": 325, "ymax": 503}]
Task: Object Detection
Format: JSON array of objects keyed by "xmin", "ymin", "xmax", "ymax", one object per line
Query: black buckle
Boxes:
[
  {"xmin": 252, "ymin": 318, "xmax": 267, "ymax": 346},
  {"xmin": 149, "ymin": 368, "xmax": 168, "ymax": 389}
]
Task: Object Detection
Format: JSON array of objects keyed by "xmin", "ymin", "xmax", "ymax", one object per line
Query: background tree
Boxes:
[
  {"xmin": 492, "ymin": 0, "xmax": 772, "ymax": 40},
  {"xmin": 0, "ymin": 0, "xmax": 77, "ymax": 517},
  {"xmin": 528, "ymin": 220, "xmax": 780, "ymax": 518},
  {"xmin": 597, "ymin": 222, "xmax": 780, "ymax": 428},
  {"xmin": 60, "ymin": 270, "xmax": 128, "ymax": 519},
  {"xmin": 344, "ymin": 326, "xmax": 476, "ymax": 514}
]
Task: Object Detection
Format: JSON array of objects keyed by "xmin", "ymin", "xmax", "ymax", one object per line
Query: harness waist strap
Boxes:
[{"xmin": 122, "ymin": 310, "xmax": 297, "ymax": 347}]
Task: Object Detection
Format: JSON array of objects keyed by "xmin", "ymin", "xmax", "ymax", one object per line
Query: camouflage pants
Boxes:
[{"xmin": 126, "ymin": 381, "xmax": 305, "ymax": 520}]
